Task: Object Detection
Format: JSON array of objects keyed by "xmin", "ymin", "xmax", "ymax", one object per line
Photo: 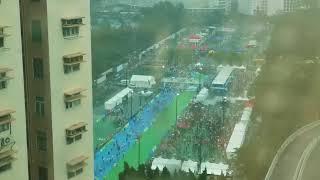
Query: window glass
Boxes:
[
  {"xmin": 36, "ymin": 130, "xmax": 47, "ymax": 151},
  {"xmin": 31, "ymin": 20, "xmax": 42, "ymax": 42}
]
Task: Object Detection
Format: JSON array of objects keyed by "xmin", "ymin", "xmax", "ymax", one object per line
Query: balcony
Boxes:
[
  {"xmin": 64, "ymin": 88, "xmax": 86, "ymax": 109},
  {"xmin": 63, "ymin": 53, "xmax": 86, "ymax": 74},
  {"xmin": 67, "ymin": 155, "xmax": 88, "ymax": 178},
  {"xmin": 0, "ymin": 68, "xmax": 13, "ymax": 89},
  {"xmin": 0, "ymin": 109, "xmax": 15, "ymax": 130},
  {"xmin": 0, "ymin": 149, "xmax": 16, "ymax": 170},
  {"xmin": 0, "ymin": 26, "xmax": 10, "ymax": 50},
  {"xmin": 66, "ymin": 122, "xmax": 87, "ymax": 137}
]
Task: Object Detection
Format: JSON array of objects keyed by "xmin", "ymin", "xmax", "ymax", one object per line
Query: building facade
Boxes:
[
  {"xmin": 238, "ymin": 0, "xmax": 301, "ymax": 16},
  {"xmin": 209, "ymin": 0, "xmax": 232, "ymax": 12},
  {"xmin": 20, "ymin": 0, "xmax": 94, "ymax": 179},
  {"xmin": 0, "ymin": 0, "xmax": 29, "ymax": 179}
]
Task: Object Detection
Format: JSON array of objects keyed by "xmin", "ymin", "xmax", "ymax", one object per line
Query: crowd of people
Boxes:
[{"xmin": 154, "ymin": 99, "xmax": 244, "ymax": 164}]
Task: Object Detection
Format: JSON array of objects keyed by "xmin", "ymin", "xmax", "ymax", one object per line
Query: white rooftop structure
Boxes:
[
  {"xmin": 104, "ymin": 87, "xmax": 133, "ymax": 111},
  {"xmin": 226, "ymin": 107, "xmax": 252, "ymax": 159},
  {"xmin": 212, "ymin": 66, "xmax": 234, "ymax": 85},
  {"xmin": 151, "ymin": 157, "xmax": 182, "ymax": 174},
  {"xmin": 130, "ymin": 75, "xmax": 156, "ymax": 88},
  {"xmin": 181, "ymin": 160, "xmax": 198, "ymax": 173},
  {"xmin": 200, "ymin": 162, "xmax": 229, "ymax": 176}
]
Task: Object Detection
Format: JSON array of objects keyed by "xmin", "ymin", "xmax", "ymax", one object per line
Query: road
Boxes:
[{"xmin": 266, "ymin": 122, "xmax": 320, "ymax": 180}]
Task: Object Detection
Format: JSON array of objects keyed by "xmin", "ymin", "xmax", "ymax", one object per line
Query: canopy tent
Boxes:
[
  {"xmin": 212, "ymin": 66, "xmax": 234, "ymax": 86},
  {"xmin": 195, "ymin": 88, "xmax": 209, "ymax": 102},
  {"xmin": 130, "ymin": 75, "xmax": 156, "ymax": 89},
  {"xmin": 104, "ymin": 87, "xmax": 133, "ymax": 111},
  {"xmin": 200, "ymin": 162, "xmax": 229, "ymax": 176},
  {"xmin": 151, "ymin": 157, "xmax": 182, "ymax": 174},
  {"xmin": 240, "ymin": 107, "xmax": 252, "ymax": 122},
  {"xmin": 226, "ymin": 107, "xmax": 252, "ymax": 159},
  {"xmin": 181, "ymin": 160, "xmax": 198, "ymax": 173}
]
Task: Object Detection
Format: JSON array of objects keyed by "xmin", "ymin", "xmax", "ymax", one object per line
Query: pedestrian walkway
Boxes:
[{"xmin": 94, "ymin": 88, "xmax": 177, "ymax": 179}]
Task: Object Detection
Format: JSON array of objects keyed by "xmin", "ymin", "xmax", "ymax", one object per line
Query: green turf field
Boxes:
[{"xmin": 103, "ymin": 91, "xmax": 195, "ymax": 180}]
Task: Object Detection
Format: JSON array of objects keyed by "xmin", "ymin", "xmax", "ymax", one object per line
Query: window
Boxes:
[
  {"xmin": 61, "ymin": 17, "xmax": 84, "ymax": 38},
  {"xmin": 63, "ymin": 27, "xmax": 79, "ymax": 38},
  {"xmin": 0, "ymin": 28, "xmax": 4, "ymax": 48},
  {"xmin": 33, "ymin": 58, "xmax": 44, "ymax": 79},
  {"xmin": 65, "ymin": 99, "xmax": 81, "ymax": 109},
  {"xmin": 0, "ymin": 69, "xmax": 13, "ymax": 90},
  {"xmin": 0, "ymin": 123, "xmax": 9, "ymax": 133},
  {"xmin": 63, "ymin": 53, "xmax": 85, "ymax": 74},
  {"xmin": 35, "ymin": 96, "xmax": 45, "ymax": 116},
  {"xmin": 0, "ymin": 163, "xmax": 11, "ymax": 173},
  {"xmin": 66, "ymin": 122, "xmax": 87, "ymax": 144},
  {"xmin": 32, "ymin": 20, "xmax": 42, "ymax": 42},
  {"xmin": 0, "ymin": 81, "xmax": 7, "ymax": 89},
  {"xmin": 0, "ymin": 37, "xmax": 3, "ymax": 48},
  {"xmin": 36, "ymin": 130, "xmax": 47, "ymax": 152},
  {"xmin": 66, "ymin": 156, "xmax": 87, "ymax": 179},
  {"xmin": 68, "ymin": 169, "xmax": 84, "ymax": 179},
  {"xmin": 64, "ymin": 88, "xmax": 86, "ymax": 110},
  {"xmin": 38, "ymin": 166, "xmax": 48, "ymax": 180},
  {"xmin": 64, "ymin": 64, "xmax": 80, "ymax": 74}
]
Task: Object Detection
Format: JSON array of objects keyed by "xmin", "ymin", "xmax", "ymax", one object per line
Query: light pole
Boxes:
[
  {"xmin": 176, "ymin": 93, "xmax": 180, "ymax": 125},
  {"xmin": 137, "ymin": 135, "xmax": 141, "ymax": 165},
  {"xmin": 130, "ymin": 91, "xmax": 133, "ymax": 118}
]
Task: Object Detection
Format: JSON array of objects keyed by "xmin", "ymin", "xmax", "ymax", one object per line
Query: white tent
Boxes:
[
  {"xmin": 151, "ymin": 157, "xmax": 182, "ymax": 174},
  {"xmin": 181, "ymin": 160, "xmax": 198, "ymax": 173},
  {"xmin": 240, "ymin": 107, "xmax": 252, "ymax": 122},
  {"xmin": 195, "ymin": 88, "xmax": 209, "ymax": 102},
  {"xmin": 200, "ymin": 162, "xmax": 229, "ymax": 176},
  {"xmin": 226, "ymin": 107, "xmax": 253, "ymax": 159},
  {"xmin": 104, "ymin": 87, "xmax": 133, "ymax": 111},
  {"xmin": 130, "ymin": 75, "xmax": 156, "ymax": 89}
]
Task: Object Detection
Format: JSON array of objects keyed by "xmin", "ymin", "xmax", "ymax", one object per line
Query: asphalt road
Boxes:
[
  {"xmin": 297, "ymin": 138, "xmax": 320, "ymax": 180},
  {"xmin": 267, "ymin": 124, "xmax": 320, "ymax": 180}
]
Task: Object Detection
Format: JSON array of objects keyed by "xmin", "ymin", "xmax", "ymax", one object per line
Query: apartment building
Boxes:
[
  {"xmin": 238, "ymin": 0, "xmax": 300, "ymax": 16},
  {"xmin": 20, "ymin": 0, "xmax": 94, "ymax": 179},
  {"xmin": 0, "ymin": 0, "xmax": 29, "ymax": 179},
  {"xmin": 209, "ymin": 0, "xmax": 232, "ymax": 12}
]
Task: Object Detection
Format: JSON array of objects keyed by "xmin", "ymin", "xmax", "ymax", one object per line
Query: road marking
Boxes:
[
  {"xmin": 293, "ymin": 137, "xmax": 320, "ymax": 180},
  {"xmin": 265, "ymin": 120, "xmax": 320, "ymax": 180}
]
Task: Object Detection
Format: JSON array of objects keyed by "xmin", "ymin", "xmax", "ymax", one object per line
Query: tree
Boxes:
[
  {"xmin": 145, "ymin": 164, "xmax": 155, "ymax": 179},
  {"xmin": 161, "ymin": 167, "xmax": 171, "ymax": 179},
  {"xmin": 137, "ymin": 164, "xmax": 146, "ymax": 177},
  {"xmin": 154, "ymin": 167, "xmax": 160, "ymax": 178},
  {"xmin": 198, "ymin": 168, "xmax": 207, "ymax": 180}
]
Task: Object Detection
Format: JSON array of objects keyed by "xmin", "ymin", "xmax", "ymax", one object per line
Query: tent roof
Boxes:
[
  {"xmin": 200, "ymin": 162, "xmax": 229, "ymax": 175},
  {"xmin": 151, "ymin": 158, "xmax": 181, "ymax": 173},
  {"xmin": 181, "ymin": 160, "xmax": 198, "ymax": 173},
  {"xmin": 212, "ymin": 66, "xmax": 233, "ymax": 85},
  {"xmin": 105, "ymin": 87, "xmax": 133, "ymax": 110},
  {"xmin": 131, "ymin": 75, "xmax": 155, "ymax": 82}
]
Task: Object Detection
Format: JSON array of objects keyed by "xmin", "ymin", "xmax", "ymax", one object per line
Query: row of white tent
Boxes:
[
  {"xmin": 226, "ymin": 107, "xmax": 253, "ymax": 159},
  {"xmin": 195, "ymin": 87, "xmax": 209, "ymax": 102},
  {"xmin": 104, "ymin": 87, "xmax": 133, "ymax": 111},
  {"xmin": 151, "ymin": 157, "xmax": 230, "ymax": 176}
]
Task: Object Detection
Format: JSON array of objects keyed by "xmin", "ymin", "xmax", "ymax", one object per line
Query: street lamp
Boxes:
[
  {"xmin": 137, "ymin": 135, "xmax": 141, "ymax": 165},
  {"xmin": 176, "ymin": 93, "xmax": 180, "ymax": 125}
]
